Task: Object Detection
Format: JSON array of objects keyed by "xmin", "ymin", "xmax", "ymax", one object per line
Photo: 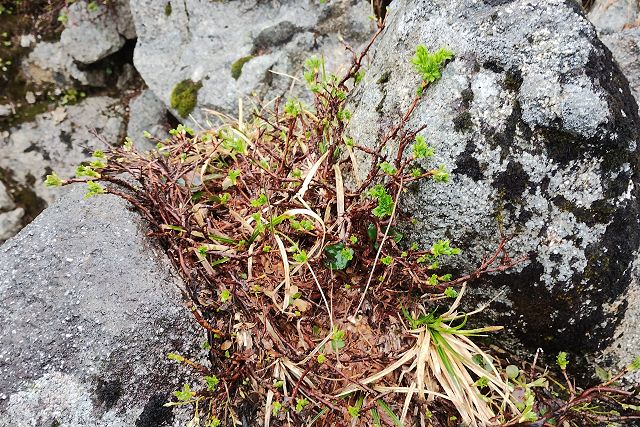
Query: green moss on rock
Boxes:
[
  {"xmin": 230, "ymin": 56, "xmax": 254, "ymax": 80},
  {"xmin": 170, "ymin": 79, "xmax": 202, "ymax": 118},
  {"xmin": 164, "ymin": 2, "xmax": 172, "ymax": 16}
]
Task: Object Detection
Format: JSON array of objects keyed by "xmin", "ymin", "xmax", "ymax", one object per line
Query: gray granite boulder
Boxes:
[
  {"xmin": 130, "ymin": 0, "xmax": 375, "ymax": 122},
  {"xmin": 0, "ymin": 186, "xmax": 202, "ymax": 426},
  {"xmin": 600, "ymin": 27, "xmax": 640, "ymax": 104},
  {"xmin": 61, "ymin": 0, "xmax": 135, "ymax": 64},
  {"xmin": 346, "ymin": 0, "xmax": 640, "ymax": 369},
  {"xmin": 588, "ymin": 0, "xmax": 639, "ymax": 34},
  {"xmin": 22, "ymin": 41, "xmax": 108, "ymax": 87},
  {"xmin": 23, "ymin": 0, "xmax": 135, "ymax": 87},
  {"xmin": 127, "ymin": 89, "xmax": 170, "ymax": 150},
  {"xmin": 0, "ymin": 96, "xmax": 125, "ymax": 207},
  {"xmin": 0, "ymin": 208, "xmax": 24, "ymax": 243}
]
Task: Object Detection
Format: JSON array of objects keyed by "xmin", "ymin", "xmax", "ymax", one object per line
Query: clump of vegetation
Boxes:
[
  {"xmin": 47, "ymin": 17, "xmax": 640, "ymax": 427},
  {"xmin": 230, "ymin": 55, "xmax": 254, "ymax": 80},
  {"xmin": 170, "ymin": 79, "xmax": 202, "ymax": 118}
]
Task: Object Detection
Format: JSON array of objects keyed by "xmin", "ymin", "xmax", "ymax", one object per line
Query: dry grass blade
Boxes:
[
  {"xmin": 274, "ymin": 235, "xmax": 292, "ymax": 311},
  {"xmin": 333, "ymin": 165, "xmax": 346, "ymax": 240},
  {"xmin": 295, "ymin": 151, "xmax": 329, "ymax": 201}
]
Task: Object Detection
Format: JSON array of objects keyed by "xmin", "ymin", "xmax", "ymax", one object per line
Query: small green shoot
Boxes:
[
  {"xmin": 84, "ymin": 181, "xmax": 105, "ymax": 198},
  {"xmin": 557, "ymin": 352, "xmax": 569, "ymax": 370},
  {"xmin": 45, "ymin": 172, "xmax": 63, "ymax": 187}
]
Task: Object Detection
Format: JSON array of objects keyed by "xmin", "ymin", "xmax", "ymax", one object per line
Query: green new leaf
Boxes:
[
  {"xmin": 85, "ymin": 181, "xmax": 105, "ymax": 198},
  {"xmin": 331, "ymin": 329, "xmax": 346, "ymax": 350},
  {"xmin": 413, "ymin": 135, "xmax": 434, "ymax": 159},
  {"xmin": 76, "ymin": 165, "xmax": 100, "ymax": 178},
  {"xmin": 219, "ymin": 289, "xmax": 231, "ymax": 303},
  {"xmin": 173, "ymin": 384, "xmax": 195, "ymax": 401},
  {"xmin": 432, "ymin": 164, "xmax": 449, "ymax": 183},
  {"xmin": 556, "ymin": 352, "xmax": 569, "ymax": 370},
  {"xmin": 628, "ymin": 355, "xmax": 640, "ymax": 372},
  {"xmin": 381, "ymin": 255, "xmax": 393, "ymax": 266},
  {"xmin": 293, "ymin": 250, "xmax": 308, "ymax": 263},
  {"xmin": 431, "ymin": 240, "xmax": 461, "ymax": 257},
  {"xmin": 369, "ymin": 185, "xmax": 394, "ymax": 218},
  {"xmin": 90, "ymin": 159, "xmax": 106, "ymax": 169},
  {"xmin": 251, "ymin": 193, "xmax": 268, "ymax": 207},
  {"xmin": 228, "ymin": 169, "xmax": 240, "ymax": 181},
  {"xmin": 444, "ymin": 287, "xmax": 458, "ymax": 298},
  {"xmin": 123, "ymin": 136, "xmax": 134, "ymax": 151},
  {"xmin": 167, "ymin": 353, "xmax": 184, "ymax": 362},
  {"xmin": 379, "ymin": 161, "xmax": 397, "ymax": 175},
  {"xmin": 325, "ymin": 243, "xmax": 354, "ymax": 270},
  {"xmin": 506, "ymin": 365, "xmax": 520, "ymax": 379},
  {"xmin": 204, "ymin": 375, "xmax": 219, "ymax": 391},
  {"xmin": 45, "ymin": 172, "xmax": 63, "ymax": 187},
  {"xmin": 348, "ymin": 406, "xmax": 360, "ymax": 418},
  {"xmin": 284, "ymin": 98, "xmax": 302, "ymax": 117},
  {"xmin": 272, "ymin": 401, "xmax": 282, "ymax": 416},
  {"xmin": 295, "ymin": 398, "xmax": 309, "ymax": 412},
  {"xmin": 411, "ymin": 45, "xmax": 454, "ymax": 84}
]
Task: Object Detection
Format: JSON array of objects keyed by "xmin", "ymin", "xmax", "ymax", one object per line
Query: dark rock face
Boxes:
[
  {"xmin": 0, "ymin": 186, "xmax": 203, "ymax": 425},
  {"xmin": 347, "ymin": 0, "xmax": 640, "ymax": 363}
]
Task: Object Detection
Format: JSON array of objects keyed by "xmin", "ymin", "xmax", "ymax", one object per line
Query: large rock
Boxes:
[
  {"xmin": 130, "ymin": 0, "xmax": 375, "ymax": 122},
  {"xmin": 0, "ymin": 186, "xmax": 202, "ymax": 426},
  {"xmin": 588, "ymin": 0, "xmax": 639, "ymax": 34},
  {"xmin": 23, "ymin": 0, "xmax": 136, "ymax": 87},
  {"xmin": 0, "ymin": 96, "xmax": 125, "ymax": 206},
  {"xmin": 22, "ymin": 41, "xmax": 108, "ymax": 87},
  {"xmin": 127, "ymin": 89, "xmax": 170, "ymax": 150},
  {"xmin": 600, "ymin": 28, "xmax": 640, "ymax": 103},
  {"xmin": 0, "ymin": 207, "xmax": 24, "ymax": 243},
  {"xmin": 347, "ymin": 0, "xmax": 640, "ymax": 369},
  {"xmin": 61, "ymin": 0, "xmax": 135, "ymax": 64}
]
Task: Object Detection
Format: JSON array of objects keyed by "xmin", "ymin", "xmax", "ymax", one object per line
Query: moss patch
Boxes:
[
  {"xmin": 164, "ymin": 2, "xmax": 172, "ymax": 16},
  {"xmin": 170, "ymin": 79, "xmax": 202, "ymax": 118},
  {"xmin": 230, "ymin": 56, "xmax": 254, "ymax": 80}
]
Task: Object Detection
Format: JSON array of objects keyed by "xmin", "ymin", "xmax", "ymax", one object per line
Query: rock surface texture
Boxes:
[
  {"xmin": 0, "ymin": 97, "xmax": 125, "ymax": 206},
  {"xmin": 61, "ymin": 0, "xmax": 136, "ymax": 64},
  {"xmin": 23, "ymin": 0, "xmax": 136, "ymax": 88},
  {"xmin": 130, "ymin": 0, "xmax": 375, "ymax": 121},
  {"xmin": 0, "ymin": 186, "xmax": 202, "ymax": 426},
  {"xmin": 127, "ymin": 89, "xmax": 170, "ymax": 150},
  {"xmin": 588, "ymin": 0, "xmax": 639, "ymax": 34},
  {"xmin": 346, "ymin": 0, "xmax": 640, "ymax": 368},
  {"xmin": 586, "ymin": 0, "xmax": 640, "ymax": 381},
  {"xmin": 0, "ymin": 181, "xmax": 23, "ymax": 243},
  {"xmin": 599, "ymin": 26, "xmax": 640, "ymax": 103},
  {"xmin": 22, "ymin": 41, "xmax": 109, "ymax": 88}
]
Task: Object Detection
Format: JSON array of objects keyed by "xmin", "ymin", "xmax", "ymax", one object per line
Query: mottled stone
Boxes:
[
  {"xmin": 346, "ymin": 0, "xmax": 640, "ymax": 368},
  {"xmin": 0, "ymin": 186, "xmax": 201, "ymax": 426},
  {"xmin": 588, "ymin": 0, "xmax": 639, "ymax": 34},
  {"xmin": 127, "ymin": 89, "xmax": 169, "ymax": 150},
  {"xmin": 130, "ymin": 0, "xmax": 375, "ymax": 122},
  {"xmin": 22, "ymin": 41, "xmax": 108, "ymax": 87},
  {"xmin": 60, "ymin": 1, "xmax": 129, "ymax": 64},
  {"xmin": 0, "ymin": 208, "xmax": 24, "ymax": 242},
  {"xmin": 0, "ymin": 181, "xmax": 14, "ymax": 211},
  {"xmin": 601, "ymin": 27, "xmax": 640, "ymax": 103},
  {"xmin": 0, "ymin": 97, "xmax": 125, "ymax": 207}
]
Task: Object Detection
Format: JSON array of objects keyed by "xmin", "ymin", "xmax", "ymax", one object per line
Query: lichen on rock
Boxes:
[{"xmin": 345, "ymin": 0, "xmax": 640, "ymax": 368}]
